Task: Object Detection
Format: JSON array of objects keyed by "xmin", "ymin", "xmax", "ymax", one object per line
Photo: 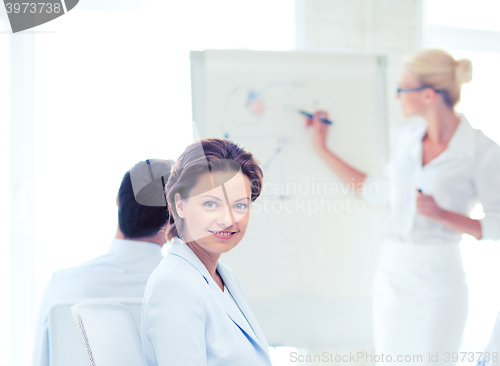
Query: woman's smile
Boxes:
[{"xmin": 207, "ymin": 229, "xmax": 239, "ymax": 240}]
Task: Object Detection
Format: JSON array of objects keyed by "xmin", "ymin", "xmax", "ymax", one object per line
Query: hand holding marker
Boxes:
[
  {"xmin": 302, "ymin": 109, "xmax": 332, "ymax": 152},
  {"xmin": 299, "ymin": 110, "xmax": 333, "ymax": 125}
]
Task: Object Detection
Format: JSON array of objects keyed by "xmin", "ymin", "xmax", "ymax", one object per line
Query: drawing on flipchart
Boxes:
[
  {"xmin": 217, "ymin": 81, "xmax": 325, "ymax": 202},
  {"xmin": 221, "ymin": 131, "xmax": 295, "ymax": 202},
  {"xmin": 223, "ymin": 81, "xmax": 319, "ymax": 126}
]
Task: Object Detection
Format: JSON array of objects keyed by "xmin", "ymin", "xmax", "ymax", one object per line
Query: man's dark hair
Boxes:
[{"xmin": 118, "ymin": 161, "xmax": 172, "ymax": 238}]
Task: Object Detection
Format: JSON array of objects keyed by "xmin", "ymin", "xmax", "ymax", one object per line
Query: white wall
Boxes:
[
  {"xmin": 0, "ymin": 18, "xmax": 13, "ymax": 366},
  {"xmin": 296, "ymin": 0, "xmax": 423, "ymax": 126}
]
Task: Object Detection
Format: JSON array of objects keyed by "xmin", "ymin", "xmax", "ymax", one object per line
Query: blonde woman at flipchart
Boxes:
[{"xmin": 305, "ymin": 48, "xmax": 500, "ymax": 365}]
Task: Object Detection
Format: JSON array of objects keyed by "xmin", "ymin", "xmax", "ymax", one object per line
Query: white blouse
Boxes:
[{"xmin": 362, "ymin": 114, "xmax": 500, "ymax": 244}]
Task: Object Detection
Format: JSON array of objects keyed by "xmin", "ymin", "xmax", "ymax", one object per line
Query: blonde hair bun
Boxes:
[
  {"xmin": 455, "ymin": 58, "xmax": 473, "ymax": 85},
  {"xmin": 404, "ymin": 48, "xmax": 473, "ymax": 108}
]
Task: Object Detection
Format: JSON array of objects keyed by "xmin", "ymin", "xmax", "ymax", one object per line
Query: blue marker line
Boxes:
[
  {"xmin": 263, "ymin": 146, "xmax": 281, "ymax": 170},
  {"xmin": 299, "ymin": 110, "xmax": 333, "ymax": 125}
]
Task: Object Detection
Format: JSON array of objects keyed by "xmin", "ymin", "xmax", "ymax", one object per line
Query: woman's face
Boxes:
[
  {"xmin": 175, "ymin": 170, "xmax": 252, "ymax": 255},
  {"xmin": 397, "ymin": 68, "xmax": 429, "ymax": 118}
]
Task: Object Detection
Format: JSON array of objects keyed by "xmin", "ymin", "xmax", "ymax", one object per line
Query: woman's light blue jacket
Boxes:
[{"xmin": 140, "ymin": 237, "xmax": 272, "ymax": 366}]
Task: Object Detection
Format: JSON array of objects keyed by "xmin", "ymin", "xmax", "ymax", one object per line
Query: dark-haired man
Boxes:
[{"xmin": 32, "ymin": 159, "xmax": 173, "ymax": 366}]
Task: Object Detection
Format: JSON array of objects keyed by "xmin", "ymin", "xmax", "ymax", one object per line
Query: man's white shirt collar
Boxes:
[{"xmin": 108, "ymin": 238, "xmax": 162, "ymax": 255}]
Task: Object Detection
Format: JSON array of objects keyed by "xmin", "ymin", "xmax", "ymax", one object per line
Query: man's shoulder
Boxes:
[
  {"xmin": 47, "ymin": 252, "xmax": 161, "ymax": 295},
  {"xmin": 49, "ymin": 253, "xmax": 118, "ymax": 281},
  {"xmin": 49, "ymin": 262, "xmax": 93, "ymax": 283},
  {"xmin": 53, "ymin": 246, "xmax": 162, "ymax": 277}
]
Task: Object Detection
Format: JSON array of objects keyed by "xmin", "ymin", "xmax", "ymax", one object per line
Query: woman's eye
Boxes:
[
  {"xmin": 204, "ymin": 201, "xmax": 218, "ymax": 208},
  {"xmin": 233, "ymin": 203, "xmax": 248, "ymax": 210}
]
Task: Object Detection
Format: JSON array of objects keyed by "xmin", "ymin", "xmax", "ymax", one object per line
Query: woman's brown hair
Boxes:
[{"xmin": 165, "ymin": 138, "xmax": 263, "ymax": 240}]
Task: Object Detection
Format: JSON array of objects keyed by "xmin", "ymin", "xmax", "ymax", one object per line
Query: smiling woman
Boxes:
[
  {"xmin": 166, "ymin": 139, "xmax": 263, "ymax": 239},
  {"xmin": 140, "ymin": 138, "xmax": 272, "ymax": 366},
  {"xmin": 174, "ymin": 170, "xmax": 250, "ymax": 247}
]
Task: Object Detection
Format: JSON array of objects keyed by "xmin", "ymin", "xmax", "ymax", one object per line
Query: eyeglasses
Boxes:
[{"xmin": 396, "ymin": 86, "xmax": 442, "ymax": 94}]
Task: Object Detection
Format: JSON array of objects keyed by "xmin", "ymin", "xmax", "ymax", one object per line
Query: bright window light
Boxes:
[
  {"xmin": 426, "ymin": 0, "xmax": 500, "ymax": 32},
  {"xmin": 0, "ymin": 20, "xmax": 12, "ymax": 366},
  {"xmin": 453, "ymin": 50, "xmax": 500, "ymax": 144},
  {"xmin": 451, "ymin": 50, "xmax": 500, "ymax": 356}
]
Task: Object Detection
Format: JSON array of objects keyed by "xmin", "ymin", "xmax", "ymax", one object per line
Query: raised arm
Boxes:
[{"xmin": 308, "ymin": 111, "xmax": 367, "ymax": 192}]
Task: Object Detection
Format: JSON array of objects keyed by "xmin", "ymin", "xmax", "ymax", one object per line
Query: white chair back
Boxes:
[
  {"xmin": 49, "ymin": 303, "xmax": 87, "ymax": 366},
  {"xmin": 71, "ymin": 302, "xmax": 145, "ymax": 366},
  {"xmin": 48, "ymin": 299, "xmax": 142, "ymax": 366}
]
